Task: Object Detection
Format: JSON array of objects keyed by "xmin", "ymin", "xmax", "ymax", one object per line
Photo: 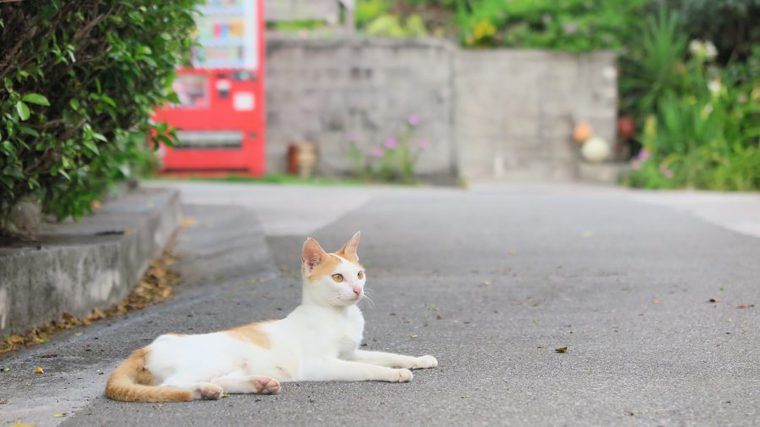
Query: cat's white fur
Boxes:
[{"xmin": 106, "ymin": 232, "xmax": 438, "ymax": 402}]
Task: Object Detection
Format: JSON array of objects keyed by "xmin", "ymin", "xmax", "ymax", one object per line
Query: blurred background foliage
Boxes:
[{"xmin": 357, "ymin": 0, "xmax": 759, "ymax": 190}]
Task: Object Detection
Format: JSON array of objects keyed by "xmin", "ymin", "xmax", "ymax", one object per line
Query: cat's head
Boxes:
[{"xmin": 301, "ymin": 232, "xmax": 366, "ymax": 307}]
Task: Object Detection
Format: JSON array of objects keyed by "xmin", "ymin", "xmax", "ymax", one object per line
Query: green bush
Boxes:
[
  {"xmin": 454, "ymin": 0, "xmax": 649, "ymax": 51},
  {"xmin": 619, "ymin": 8, "xmax": 689, "ymax": 119},
  {"xmin": 0, "ymin": 0, "xmax": 199, "ymax": 222},
  {"xmin": 668, "ymin": 0, "xmax": 760, "ymax": 64},
  {"xmin": 624, "ymin": 11, "xmax": 760, "ymax": 191}
]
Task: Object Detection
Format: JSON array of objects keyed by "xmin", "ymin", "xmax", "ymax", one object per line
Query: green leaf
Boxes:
[
  {"xmin": 19, "ymin": 126, "xmax": 40, "ymax": 137},
  {"xmin": 83, "ymin": 140, "xmax": 100, "ymax": 155},
  {"xmin": 16, "ymin": 101, "xmax": 30, "ymax": 121},
  {"xmin": 22, "ymin": 93, "xmax": 50, "ymax": 106},
  {"xmin": 100, "ymin": 95, "xmax": 117, "ymax": 108},
  {"xmin": 1, "ymin": 140, "xmax": 13, "ymax": 153}
]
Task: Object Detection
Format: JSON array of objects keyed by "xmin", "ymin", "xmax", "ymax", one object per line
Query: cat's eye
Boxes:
[
  {"xmin": 331, "ymin": 273, "xmax": 344, "ymax": 282},
  {"xmin": 357, "ymin": 271, "xmax": 364, "ymax": 279}
]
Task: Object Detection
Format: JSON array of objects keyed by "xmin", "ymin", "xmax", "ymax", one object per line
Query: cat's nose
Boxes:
[{"xmin": 352, "ymin": 285, "xmax": 362, "ymax": 297}]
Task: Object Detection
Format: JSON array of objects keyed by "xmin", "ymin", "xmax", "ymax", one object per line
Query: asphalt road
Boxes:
[{"xmin": 2, "ymin": 183, "xmax": 759, "ymax": 426}]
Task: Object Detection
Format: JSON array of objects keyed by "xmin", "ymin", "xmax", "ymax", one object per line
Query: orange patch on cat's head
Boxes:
[{"xmin": 302, "ymin": 232, "xmax": 363, "ymax": 281}]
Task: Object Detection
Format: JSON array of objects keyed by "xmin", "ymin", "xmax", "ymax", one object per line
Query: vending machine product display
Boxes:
[{"xmin": 154, "ymin": 0, "xmax": 265, "ymax": 175}]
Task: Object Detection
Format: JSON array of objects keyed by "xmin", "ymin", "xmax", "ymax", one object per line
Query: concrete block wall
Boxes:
[
  {"xmin": 264, "ymin": 35, "xmax": 618, "ymax": 182},
  {"xmin": 455, "ymin": 50, "xmax": 618, "ymax": 181},
  {"xmin": 265, "ymin": 35, "xmax": 457, "ymax": 180}
]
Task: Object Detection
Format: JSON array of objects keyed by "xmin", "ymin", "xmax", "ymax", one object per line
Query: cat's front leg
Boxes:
[
  {"xmin": 304, "ymin": 358, "xmax": 412, "ymax": 382},
  {"xmin": 210, "ymin": 373, "xmax": 281, "ymax": 394},
  {"xmin": 350, "ymin": 350, "xmax": 438, "ymax": 370}
]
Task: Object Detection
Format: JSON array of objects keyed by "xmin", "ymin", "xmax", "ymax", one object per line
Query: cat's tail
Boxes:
[{"xmin": 105, "ymin": 348, "xmax": 193, "ymax": 402}]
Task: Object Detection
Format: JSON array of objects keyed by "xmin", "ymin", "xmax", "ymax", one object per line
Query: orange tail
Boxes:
[{"xmin": 105, "ymin": 348, "xmax": 193, "ymax": 403}]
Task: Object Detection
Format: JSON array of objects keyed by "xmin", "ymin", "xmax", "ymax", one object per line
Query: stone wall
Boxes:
[
  {"xmin": 455, "ymin": 50, "xmax": 618, "ymax": 180},
  {"xmin": 265, "ymin": 35, "xmax": 457, "ymax": 180},
  {"xmin": 264, "ymin": 35, "xmax": 618, "ymax": 182}
]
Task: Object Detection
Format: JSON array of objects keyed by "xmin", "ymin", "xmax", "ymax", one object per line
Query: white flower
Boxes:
[
  {"xmin": 689, "ymin": 40, "xmax": 704, "ymax": 57},
  {"xmin": 704, "ymin": 41, "xmax": 718, "ymax": 61},
  {"xmin": 689, "ymin": 39, "xmax": 718, "ymax": 62},
  {"xmin": 707, "ymin": 79, "xmax": 722, "ymax": 96}
]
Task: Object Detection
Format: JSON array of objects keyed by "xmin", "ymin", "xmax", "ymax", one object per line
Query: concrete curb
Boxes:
[{"xmin": 0, "ymin": 188, "xmax": 181, "ymax": 336}]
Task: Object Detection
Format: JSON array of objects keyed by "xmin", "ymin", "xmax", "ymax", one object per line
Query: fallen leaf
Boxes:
[
  {"xmin": 409, "ymin": 333, "xmax": 418, "ymax": 338},
  {"xmin": 86, "ymin": 308, "xmax": 106, "ymax": 321},
  {"xmin": 8, "ymin": 335, "xmax": 25, "ymax": 345},
  {"xmin": 52, "ymin": 413, "xmax": 66, "ymax": 418},
  {"xmin": 9, "ymin": 422, "xmax": 34, "ymax": 427},
  {"xmin": 581, "ymin": 231, "xmax": 594, "ymax": 238},
  {"xmin": 34, "ymin": 366, "xmax": 44, "ymax": 374},
  {"xmin": 651, "ymin": 298, "xmax": 662, "ymax": 305},
  {"xmin": 2, "ymin": 367, "xmax": 9, "ymax": 372},
  {"xmin": 180, "ymin": 217, "xmax": 197, "ymax": 228},
  {"xmin": 555, "ymin": 346, "xmax": 568, "ymax": 353},
  {"xmin": 735, "ymin": 304, "xmax": 755, "ymax": 309},
  {"xmin": 91, "ymin": 200, "xmax": 102, "ymax": 210}
]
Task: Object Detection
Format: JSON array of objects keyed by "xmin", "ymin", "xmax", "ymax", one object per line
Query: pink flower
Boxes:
[
  {"xmin": 407, "ymin": 115, "xmax": 421, "ymax": 126},
  {"xmin": 370, "ymin": 147, "xmax": 384, "ymax": 158},
  {"xmin": 637, "ymin": 149, "xmax": 650, "ymax": 162},
  {"xmin": 417, "ymin": 139, "xmax": 429, "ymax": 151},
  {"xmin": 659, "ymin": 163, "xmax": 674, "ymax": 179},
  {"xmin": 384, "ymin": 137, "xmax": 397, "ymax": 149}
]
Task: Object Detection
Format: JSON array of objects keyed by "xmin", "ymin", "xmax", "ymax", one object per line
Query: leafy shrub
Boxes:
[
  {"xmin": 364, "ymin": 14, "xmax": 427, "ymax": 37},
  {"xmin": 624, "ymin": 12, "xmax": 760, "ymax": 191},
  {"xmin": 348, "ymin": 116, "xmax": 428, "ymax": 184},
  {"xmin": 455, "ymin": 0, "xmax": 649, "ymax": 51},
  {"xmin": 619, "ymin": 8, "xmax": 689, "ymax": 119},
  {"xmin": 0, "ymin": 1, "xmax": 199, "ymax": 222},
  {"xmin": 668, "ymin": 0, "xmax": 760, "ymax": 64}
]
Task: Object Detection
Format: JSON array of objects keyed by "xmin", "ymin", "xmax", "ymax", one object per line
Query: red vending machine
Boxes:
[{"xmin": 154, "ymin": 0, "xmax": 265, "ymax": 175}]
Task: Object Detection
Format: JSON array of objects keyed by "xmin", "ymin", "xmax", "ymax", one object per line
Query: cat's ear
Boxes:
[
  {"xmin": 302, "ymin": 237, "xmax": 328, "ymax": 274},
  {"xmin": 337, "ymin": 231, "xmax": 361, "ymax": 262}
]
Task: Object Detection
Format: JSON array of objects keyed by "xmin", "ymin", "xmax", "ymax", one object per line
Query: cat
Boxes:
[{"xmin": 105, "ymin": 231, "xmax": 438, "ymax": 402}]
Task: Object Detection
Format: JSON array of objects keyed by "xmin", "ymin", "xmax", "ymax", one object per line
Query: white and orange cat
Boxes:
[{"xmin": 106, "ymin": 232, "xmax": 437, "ymax": 402}]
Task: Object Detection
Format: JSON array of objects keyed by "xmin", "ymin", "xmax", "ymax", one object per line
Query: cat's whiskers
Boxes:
[{"xmin": 361, "ymin": 290, "xmax": 376, "ymax": 309}]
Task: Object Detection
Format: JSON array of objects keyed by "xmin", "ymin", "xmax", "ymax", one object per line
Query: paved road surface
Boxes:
[{"xmin": 2, "ymin": 183, "xmax": 759, "ymax": 426}]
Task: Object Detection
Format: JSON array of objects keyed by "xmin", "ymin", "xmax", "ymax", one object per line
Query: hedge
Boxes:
[{"xmin": 0, "ymin": 0, "xmax": 200, "ymax": 223}]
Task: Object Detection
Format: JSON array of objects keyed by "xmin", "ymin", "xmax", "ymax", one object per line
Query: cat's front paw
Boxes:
[
  {"xmin": 413, "ymin": 355, "xmax": 438, "ymax": 369},
  {"xmin": 195, "ymin": 383, "xmax": 224, "ymax": 400},
  {"xmin": 388, "ymin": 368, "xmax": 413, "ymax": 383}
]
